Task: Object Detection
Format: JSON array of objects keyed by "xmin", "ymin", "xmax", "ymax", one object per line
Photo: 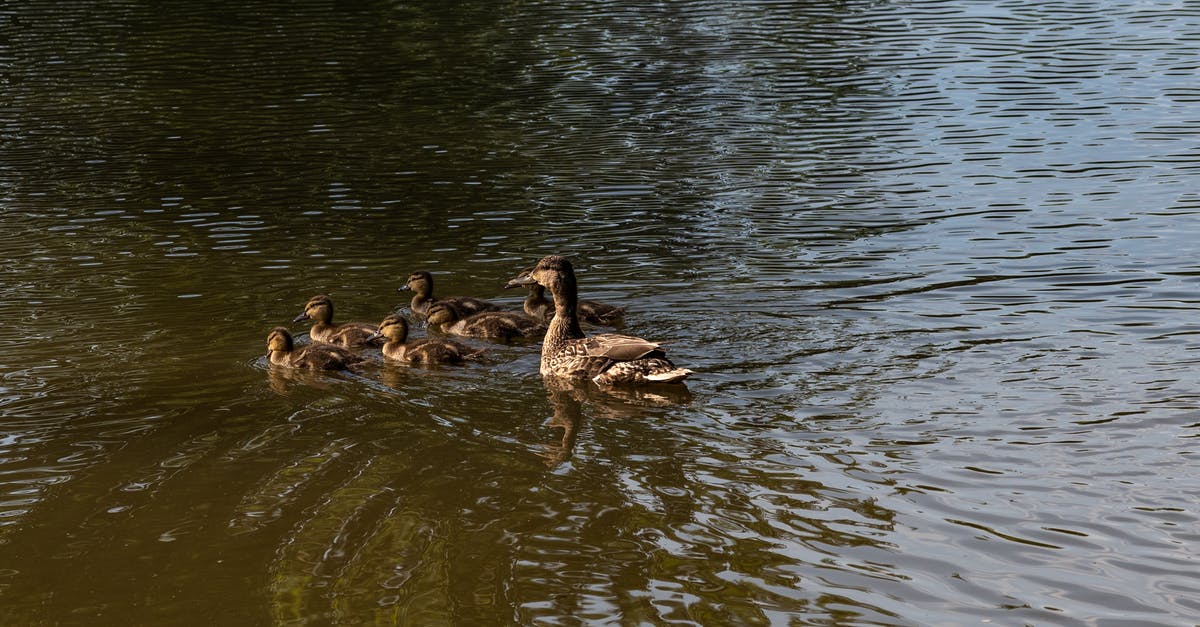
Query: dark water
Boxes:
[{"xmin": 3, "ymin": 0, "xmax": 1200, "ymax": 624}]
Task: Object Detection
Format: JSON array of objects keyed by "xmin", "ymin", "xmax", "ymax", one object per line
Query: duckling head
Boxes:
[
  {"xmin": 369, "ymin": 314, "xmax": 410, "ymax": 343},
  {"xmin": 266, "ymin": 326, "xmax": 295, "ymax": 353},
  {"xmin": 504, "ymin": 267, "xmax": 534, "ymax": 290},
  {"xmin": 425, "ymin": 301, "xmax": 462, "ymax": 326},
  {"xmin": 294, "ymin": 295, "xmax": 334, "ymax": 324},
  {"xmin": 398, "ymin": 271, "xmax": 433, "ymax": 296}
]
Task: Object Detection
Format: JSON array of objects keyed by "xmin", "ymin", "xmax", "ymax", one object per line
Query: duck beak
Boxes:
[
  {"xmin": 506, "ymin": 275, "xmax": 536, "ymax": 289},
  {"xmin": 293, "ymin": 312, "xmax": 310, "ymax": 322},
  {"xmin": 366, "ymin": 331, "xmax": 383, "ymax": 343},
  {"xmin": 397, "ymin": 284, "xmax": 412, "ymax": 292}
]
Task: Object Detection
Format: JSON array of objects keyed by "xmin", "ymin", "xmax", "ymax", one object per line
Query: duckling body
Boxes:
[
  {"xmin": 399, "ymin": 270, "xmax": 502, "ymax": 318},
  {"xmin": 578, "ymin": 299, "xmax": 626, "ymax": 326},
  {"xmin": 371, "ymin": 314, "xmax": 486, "ymax": 365},
  {"xmin": 294, "ymin": 295, "xmax": 382, "ymax": 348},
  {"xmin": 506, "ymin": 274, "xmax": 625, "ymax": 326},
  {"xmin": 266, "ymin": 326, "xmax": 364, "ymax": 370},
  {"xmin": 509, "ymin": 255, "xmax": 691, "ymax": 385},
  {"xmin": 426, "ymin": 302, "xmax": 545, "ymax": 341}
]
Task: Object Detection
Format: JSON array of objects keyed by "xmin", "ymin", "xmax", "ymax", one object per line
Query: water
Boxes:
[{"xmin": 3, "ymin": 0, "xmax": 1200, "ymax": 624}]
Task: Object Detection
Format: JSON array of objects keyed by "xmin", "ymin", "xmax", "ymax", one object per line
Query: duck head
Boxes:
[
  {"xmin": 294, "ymin": 295, "xmax": 334, "ymax": 324},
  {"xmin": 398, "ymin": 271, "xmax": 433, "ymax": 296},
  {"xmin": 425, "ymin": 301, "xmax": 462, "ymax": 326},
  {"xmin": 504, "ymin": 267, "xmax": 534, "ymax": 290},
  {"xmin": 266, "ymin": 326, "xmax": 295, "ymax": 353},
  {"xmin": 369, "ymin": 314, "xmax": 409, "ymax": 343},
  {"xmin": 509, "ymin": 255, "xmax": 575, "ymax": 295}
]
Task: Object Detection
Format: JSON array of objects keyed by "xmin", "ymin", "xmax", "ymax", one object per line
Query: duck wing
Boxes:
[{"xmin": 579, "ymin": 334, "xmax": 663, "ymax": 361}]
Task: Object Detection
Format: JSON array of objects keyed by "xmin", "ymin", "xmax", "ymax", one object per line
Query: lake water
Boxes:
[{"xmin": 3, "ymin": 0, "xmax": 1200, "ymax": 624}]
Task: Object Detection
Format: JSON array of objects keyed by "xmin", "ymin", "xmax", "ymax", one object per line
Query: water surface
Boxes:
[{"xmin": 2, "ymin": 0, "xmax": 1200, "ymax": 624}]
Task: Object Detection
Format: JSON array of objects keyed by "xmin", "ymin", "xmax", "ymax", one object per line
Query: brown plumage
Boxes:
[
  {"xmin": 293, "ymin": 295, "xmax": 382, "ymax": 348},
  {"xmin": 398, "ymin": 270, "xmax": 503, "ymax": 318},
  {"xmin": 370, "ymin": 314, "xmax": 486, "ymax": 365},
  {"xmin": 504, "ymin": 274, "xmax": 626, "ymax": 326},
  {"xmin": 266, "ymin": 326, "xmax": 364, "ymax": 370},
  {"xmin": 425, "ymin": 301, "xmax": 545, "ymax": 341},
  {"xmin": 508, "ymin": 255, "xmax": 692, "ymax": 385}
]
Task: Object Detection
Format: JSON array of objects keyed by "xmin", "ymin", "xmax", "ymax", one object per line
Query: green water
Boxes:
[{"xmin": 3, "ymin": 1, "xmax": 1200, "ymax": 624}]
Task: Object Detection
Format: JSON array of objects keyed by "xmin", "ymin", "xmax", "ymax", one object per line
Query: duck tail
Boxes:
[{"xmin": 645, "ymin": 368, "xmax": 693, "ymax": 384}]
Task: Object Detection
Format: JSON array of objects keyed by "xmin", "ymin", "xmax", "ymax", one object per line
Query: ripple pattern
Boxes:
[{"xmin": 2, "ymin": 0, "xmax": 1200, "ymax": 624}]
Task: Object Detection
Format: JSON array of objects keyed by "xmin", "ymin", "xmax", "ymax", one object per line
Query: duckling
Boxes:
[
  {"xmin": 369, "ymin": 314, "xmax": 486, "ymax": 365},
  {"xmin": 425, "ymin": 301, "xmax": 545, "ymax": 341},
  {"xmin": 505, "ymin": 272, "xmax": 625, "ymax": 326},
  {"xmin": 508, "ymin": 255, "xmax": 692, "ymax": 385},
  {"xmin": 508, "ymin": 277, "xmax": 553, "ymax": 322},
  {"xmin": 398, "ymin": 270, "xmax": 503, "ymax": 318},
  {"xmin": 293, "ymin": 295, "xmax": 382, "ymax": 348},
  {"xmin": 266, "ymin": 326, "xmax": 364, "ymax": 370},
  {"xmin": 579, "ymin": 298, "xmax": 626, "ymax": 326}
]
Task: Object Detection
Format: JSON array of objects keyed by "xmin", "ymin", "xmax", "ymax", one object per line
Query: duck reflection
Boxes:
[
  {"xmin": 266, "ymin": 362, "xmax": 338, "ymax": 395},
  {"xmin": 537, "ymin": 377, "xmax": 692, "ymax": 468}
]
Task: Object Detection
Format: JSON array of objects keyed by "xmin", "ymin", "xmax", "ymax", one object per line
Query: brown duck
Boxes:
[
  {"xmin": 508, "ymin": 255, "xmax": 691, "ymax": 385},
  {"xmin": 398, "ymin": 270, "xmax": 502, "ymax": 318},
  {"xmin": 425, "ymin": 301, "xmax": 545, "ymax": 341},
  {"xmin": 369, "ymin": 314, "xmax": 486, "ymax": 365},
  {"xmin": 266, "ymin": 326, "xmax": 364, "ymax": 370},
  {"xmin": 293, "ymin": 295, "xmax": 382, "ymax": 348},
  {"xmin": 505, "ymin": 271, "xmax": 625, "ymax": 326}
]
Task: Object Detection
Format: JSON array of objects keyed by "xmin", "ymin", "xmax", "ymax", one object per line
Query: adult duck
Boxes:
[
  {"xmin": 398, "ymin": 270, "xmax": 502, "ymax": 318},
  {"xmin": 425, "ymin": 301, "xmax": 545, "ymax": 342},
  {"xmin": 507, "ymin": 255, "xmax": 691, "ymax": 385},
  {"xmin": 504, "ymin": 272, "xmax": 625, "ymax": 326},
  {"xmin": 266, "ymin": 327, "xmax": 364, "ymax": 370},
  {"xmin": 293, "ymin": 295, "xmax": 382, "ymax": 348},
  {"xmin": 369, "ymin": 314, "xmax": 486, "ymax": 365}
]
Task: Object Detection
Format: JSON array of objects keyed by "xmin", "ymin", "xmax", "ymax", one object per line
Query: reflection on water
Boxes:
[{"xmin": 3, "ymin": 0, "xmax": 1200, "ymax": 623}]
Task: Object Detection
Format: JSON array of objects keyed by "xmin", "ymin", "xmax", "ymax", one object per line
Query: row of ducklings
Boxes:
[
  {"xmin": 266, "ymin": 266, "xmax": 624, "ymax": 370},
  {"xmin": 406, "ymin": 269, "xmax": 625, "ymax": 328}
]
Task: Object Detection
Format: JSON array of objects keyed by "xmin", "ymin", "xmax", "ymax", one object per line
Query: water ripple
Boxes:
[{"xmin": 3, "ymin": 0, "xmax": 1200, "ymax": 624}]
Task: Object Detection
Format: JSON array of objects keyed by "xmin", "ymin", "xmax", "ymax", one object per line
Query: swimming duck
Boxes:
[
  {"xmin": 266, "ymin": 326, "xmax": 364, "ymax": 370},
  {"xmin": 369, "ymin": 314, "xmax": 486, "ymax": 365},
  {"xmin": 293, "ymin": 295, "xmax": 382, "ymax": 348},
  {"xmin": 425, "ymin": 301, "xmax": 545, "ymax": 341},
  {"xmin": 398, "ymin": 270, "xmax": 503, "ymax": 318},
  {"xmin": 508, "ymin": 255, "xmax": 692, "ymax": 385},
  {"xmin": 505, "ymin": 272, "xmax": 625, "ymax": 326}
]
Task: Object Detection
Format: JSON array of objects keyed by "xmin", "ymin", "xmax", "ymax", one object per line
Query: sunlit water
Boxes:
[{"xmin": 2, "ymin": 0, "xmax": 1200, "ymax": 624}]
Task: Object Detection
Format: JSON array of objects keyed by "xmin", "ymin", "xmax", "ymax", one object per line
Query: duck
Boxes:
[
  {"xmin": 368, "ymin": 314, "xmax": 486, "ymax": 365},
  {"xmin": 293, "ymin": 295, "xmax": 383, "ymax": 348},
  {"xmin": 507, "ymin": 255, "xmax": 692, "ymax": 385},
  {"xmin": 266, "ymin": 326, "xmax": 364, "ymax": 370},
  {"xmin": 425, "ymin": 301, "xmax": 545, "ymax": 341},
  {"xmin": 505, "ymin": 271, "xmax": 625, "ymax": 326},
  {"xmin": 398, "ymin": 270, "xmax": 503, "ymax": 318}
]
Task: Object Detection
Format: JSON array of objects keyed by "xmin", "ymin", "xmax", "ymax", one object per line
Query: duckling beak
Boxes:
[
  {"xmin": 366, "ymin": 331, "xmax": 383, "ymax": 343},
  {"xmin": 505, "ymin": 275, "xmax": 536, "ymax": 289},
  {"xmin": 397, "ymin": 284, "xmax": 412, "ymax": 292},
  {"xmin": 292, "ymin": 312, "xmax": 310, "ymax": 322}
]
